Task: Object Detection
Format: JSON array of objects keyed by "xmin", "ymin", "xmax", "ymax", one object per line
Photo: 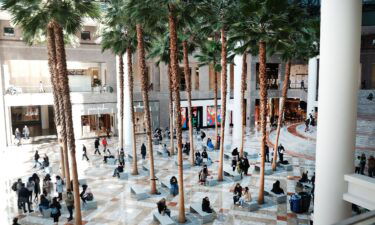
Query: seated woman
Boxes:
[
  {"xmin": 200, "ymin": 131, "xmax": 206, "ymax": 140},
  {"xmin": 80, "ymin": 184, "xmax": 94, "ymax": 204},
  {"xmin": 238, "ymin": 187, "xmax": 252, "ymax": 206},
  {"xmin": 271, "ymin": 180, "xmax": 285, "ymax": 195},
  {"xmin": 113, "ymin": 164, "xmax": 124, "ymax": 178},
  {"xmin": 233, "ymin": 183, "xmax": 242, "ymax": 204},
  {"xmin": 199, "ymin": 165, "xmax": 209, "ymax": 185},
  {"xmin": 161, "ymin": 144, "xmax": 170, "ymax": 156},
  {"xmin": 169, "ymin": 176, "xmax": 178, "ymax": 196},
  {"xmin": 157, "ymin": 198, "xmax": 171, "ymax": 217},
  {"xmin": 202, "ymin": 197, "xmax": 213, "ymax": 213},
  {"xmin": 38, "ymin": 194, "xmax": 50, "ymax": 214}
]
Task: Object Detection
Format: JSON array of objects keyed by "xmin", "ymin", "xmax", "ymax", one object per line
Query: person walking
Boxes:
[
  {"xmin": 278, "ymin": 144, "xmax": 285, "ymax": 163},
  {"xmin": 55, "ymin": 176, "xmax": 64, "ymax": 201},
  {"xmin": 82, "ymin": 144, "xmax": 89, "ymax": 161},
  {"xmin": 265, "ymin": 145, "xmax": 270, "ymax": 163},
  {"xmin": 33, "ymin": 150, "xmax": 42, "ymax": 168},
  {"xmin": 169, "ymin": 176, "xmax": 179, "ymax": 196},
  {"xmin": 43, "ymin": 175, "xmax": 52, "ymax": 196},
  {"xmin": 354, "ymin": 156, "xmax": 361, "ymax": 174},
  {"xmin": 49, "ymin": 197, "xmax": 61, "ymax": 225},
  {"xmin": 26, "ymin": 177, "xmax": 35, "ymax": 203},
  {"xmin": 94, "ymin": 137, "xmax": 101, "ymax": 155},
  {"xmin": 360, "ymin": 154, "xmax": 367, "ymax": 175},
  {"xmin": 102, "ymin": 137, "xmax": 108, "ymax": 153},
  {"xmin": 65, "ymin": 189, "xmax": 74, "ymax": 222},
  {"xmin": 141, "ymin": 143, "xmax": 147, "ymax": 160},
  {"xmin": 118, "ymin": 148, "xmax": 125, "ymax": 165},
  {"xmin": 242, "ymin": 156, "xmax": 250, "ymax": 175},
  {"xmin": 23, "ymin": 125, "xmax": 30, "ymax": 139},
  {"xmin": 15, "ymin": 128, "xmax": 21, "ymax": 146},
  {"xmin": 39, "ymin": 81, "xmax": 45, "ymax": 93},
  {"xmin": 19, "ymin": 183, "xmax": 33, "ymax": 213},
  {"xmin": 304, "ymin": 118, "xmax": 310, "ymax": 132},
  {"xmin": 368, "ymin": 156, "xmax": 375, "ymax": 177},
  {"xmin": 32, "ymin": 173, "xmax": 41, "ymax": 202}
]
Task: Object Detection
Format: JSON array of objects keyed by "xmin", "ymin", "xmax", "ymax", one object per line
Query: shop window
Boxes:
[
  {"xmin": 256, "ymin": 63, "xmax": 279, "ymax": 90},
  {"xmin": 4, "ymin": 27, "xmax": 15, "ymax": 36},
  {"xmin": 178, "ymin": 67, "xmax": 190, "ymax": 91},
  {"xmin": 81, "ymin": 31, "xmax": 91, "ymax": 40}
]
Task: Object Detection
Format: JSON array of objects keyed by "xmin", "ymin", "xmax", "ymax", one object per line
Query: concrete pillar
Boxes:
[
  {"xmin": 224, "ymin": 64, "xmax": 231, "ymax": 136},
  {"xmin": 248, "ymin": 60, "xmax": 257, "ymax": 128},
  {"xmin": 41, "ymin": 105, "xmax": 49, "ymax": 129},
  {"xmin": 232, "ymin": 55, "xmax": 243, "ymax": 148},
  {"xmin": 314, "ymin": 1, "xmax": 362, "ymax": 224},
  {"xmin": 199, "ymin": 66, "xmax": 209, "ymax": 92},
  {"xmin": 307, "ymin": 57, "xmax": 318, "ymax": 117},
  {"xmin": 123, "ymin": 54, "xmax": 133, "ymax": 151}
]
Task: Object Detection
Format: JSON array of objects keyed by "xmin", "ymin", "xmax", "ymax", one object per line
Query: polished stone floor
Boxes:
[{"xmin": 1, "ymin": 117, "xmax": 374, "ymax": 225}]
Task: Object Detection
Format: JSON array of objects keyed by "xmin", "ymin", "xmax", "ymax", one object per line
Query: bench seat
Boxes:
[
  {"xmin": 153, "ymin": 212, "xmax": 176, "ymax": 225},
  {"xmin": 81, "ymin": 200, "xmax": 98, "ymax": 210},
  {"xmin": 189, "ymin": 203, "xmax": 215, "ymax": 224},
  {"xmin": 242, "ymin": 200, "xmax": 259, "ymax": 212},
  {"xmin": 269, "ymin": 192, "xmax": 287, "ymax": 203},
  {"xmin": 130, "ymin": 186, "xmax": 149, "ymax": 200}
]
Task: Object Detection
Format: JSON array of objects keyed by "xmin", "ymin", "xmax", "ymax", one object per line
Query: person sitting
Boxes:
[
  {"xmin": 207, "ymin": 138, "xmax": 214, "ymax": 151},
  {"xmin": 299, "ymin": 171, "xmax": 309, "ymax": 183},
  {"xmin": 271, "ymin": 180, "xmax": 285, "ymax": 195},
  {"xmin": 200, "ymin": 131, "xmax": 206, "ymax": 140},
  {"xmin": 161, "ymin": 144, "xmax": 170, "ymax": 156},
  {"xmin": 201, "ymin": 149, "xmax": 209, "ymax": 164},
  {"xmin": 80, "ymin": 184, "xmax": 94, "ymax": 204},
  {"xmin": 195, "ymin": 151, "xmax": 203, "ymax": 166},
  {"xmin": 157, "ymin": 198, "xmax": 171, "ymax": 217},
  {"xmin": 232, "ymin": 148, "xmax": 239, "ymax": 160},
  {"xmin": 202, "ymin": 197, "xmax": 213, "ymax": 213},
  {"xmin": 113, "ymin": 164, "xmax": 124, "ymax": 178},
  {"xmin": 169, "ymin": 176, "xmax": 178, "ymax": 196},
  {"xmin": 38, "ymin": 194, "xmax": 50, "ymax": 214},
  {"xmin": 233, "ymin": 183, "xmax": 242, "ymax": 205},
  {"xmin": 238, "ymin": 187, "xmax": 252, "ymax": 207},
  {"xmin": 199, "ymin": 165, "xmax": 209, "ymax": 185},
  {"xmin": 103, "ymin": 151, "xmax": 115, "ymax": 163}
]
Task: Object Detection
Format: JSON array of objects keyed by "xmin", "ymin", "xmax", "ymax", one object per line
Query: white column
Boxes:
[
  {"xmin": 307, "ymin": 57, "xmax": 318, "ymax": 117},
  {"xmin": 41, "ymin": 105, "xmax": 49, "ymax": 129},
  {"xmin": 232, "ymin": 55, "xmax": 243, "ymax": 148},
  {"xmin": 123, "ymin": 53, "xmax": 133, "ymax": 151},
  {"xmin": 314, "ymin": 1, "xmax": 362, "ymax": 224},
  {"xmin": 224, "ymin": 64, "xmax": 231, "ymax": 137}
]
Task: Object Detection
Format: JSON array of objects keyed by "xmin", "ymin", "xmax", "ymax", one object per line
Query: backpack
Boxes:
[
  {"xmin": 86, "ymin": 193, "xmax": 93, "ymax": 201},
  {"xmin": 11, "ymin": 182, "xmax": 17, "ymax": 191}
]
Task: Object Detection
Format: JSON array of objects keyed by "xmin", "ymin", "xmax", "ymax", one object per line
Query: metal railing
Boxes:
[{"xmin": 333, "ymin": 210, "xmax": 375, "ymax": 225}]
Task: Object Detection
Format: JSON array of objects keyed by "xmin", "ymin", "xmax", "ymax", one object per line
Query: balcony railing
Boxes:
[
  {"xmin": 343, "ymin": 174, "xmax": 375, "ymax": 210},
  {"xmin": 5, "ymin": 85, "xmax": 114, "ymax": 95},
  {"xmin": 333, "ymin": 210, "xmax": 375, "ymax": 225}
]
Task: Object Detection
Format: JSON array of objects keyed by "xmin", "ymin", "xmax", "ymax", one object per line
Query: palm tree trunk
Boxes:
[
  {"xmin": 119, "ymin": 54, "xmax": 125, "ymax": 149},
  {"xmin": 136, "ymin": 24, "xmax": 157, "ymax": 194},
  {"xmin": 169, "ymin": 9, "xmax": 186, "ymax": 223},
  {"xmin": 47, "ymin": 23, "xmax": 71, "ymax": 188},
  {"xmin": 258, "ymin": 41, "xmax": 267, "ymax": 205},
  {"xmin": 53, "ymin": 22, "xmax": 82, "ymax": 225},
  {"xmin": 217, "ymin": 28, "xmax": 227, "ymax": 181},
  {"xmin": 182, "ymin": 40, "xmax": 195, "ymax": 165},
  {"xmin": 239, "ymin": 54, "xmax": 247, "ymax": 157},
  {"xmin": 214, "ymin": 66, "xmax": 218, "ymax": 149},
  {"xmin": 127, "ymin": 49, "xmax": 138, "ymax": 175},
  {"xmin": 168, "ymin": 64, "xmax": 175, "ymax": 155},
  {"xmin": 272, "ymin": 60, "xmax": 291, "ymax": 170}
]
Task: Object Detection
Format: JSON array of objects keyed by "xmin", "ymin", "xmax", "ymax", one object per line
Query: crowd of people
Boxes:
[{"xmin": 355, "ymin": 153, "xmax": 375, "ymax": 177}]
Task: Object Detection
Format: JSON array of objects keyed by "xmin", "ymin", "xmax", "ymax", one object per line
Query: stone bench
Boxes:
[
  {"xmin": 174, "ymin": 160, "xmax": 191, "ymax": 169},
  {"xmin": 160, "ymin": 178, "xmax": 170, "ymax": 189},
  {"xmin": 223, "ymin": 166, "xmax": 242, "ymax": 181},
  {"xmin": 206, "ymin": 177, "xmax": 218, "ymax": 186},
  {"xmin": 157, "ymin": 149, "xmax": 169, "ymax": 158},
  {"xmin": 41, "ymin": 208, "xmax": 51, "ymax": 218},
  {"xmin": 201, "ymin": 158, "xmax": 212, "ymax": 167},
  {"xmin": 142, "ymin": 164, "xmax": 159, "ymax": 174},
  {"xmin": 269, "ymin": 192, "xmax": 287, "ymax": 204},
  {"xmin": 107, "ymin": 158, "xmax": 117, "ymax": 165},
  {"xmin": 81, "ymin": 200, "xmax": 98, "ymax": 210},
  {"xmin": 153, "ymin": 139, "xmax": 160, "ymax": 145},
  {"xmin": 254, "ymin": 165, "xmax": 273, "ymax": 175},
  {"xmin": 279, "ymin": 163, "xmax": 293, "ymax": 171},
  {"xmin": 189, "ymin": 203, "xmax": 215, "ymax": 224},
  {"xmin": 224, "ymin": 152, "xmax": 232, "ymax": 160},
  {"xmin": 153, "ymin": 212, "xmax": 176, "ymax": 225},
  {"xmin": 44, "ymin": 166, "xmax": 52, "ymax": 174},
  {"xmin": 130, "ymin": 186, "xmax": 149, "ymax": 200},
  {"xmin": 119, "ymin": 172, "xmax": 129, "ymax": 180},
  {"xmin": 127, "ymin": 153, "xmax": 134, "ymax": 161},
  {"xmin": 242, "ymin": 200, "xmax": 259, "ymax": 212},
  {"xmin": 247, "ymin": 153, "xmax": 258, "ymax": 159}
]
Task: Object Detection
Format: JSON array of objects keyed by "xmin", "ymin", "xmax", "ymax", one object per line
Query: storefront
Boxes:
[
  {"xmin": 181, "ymin": 106, "xmax": 203, "ymax": 129},
  {"xmin": 81, "ymin": 114, "xmax": 114, "ymax": 137}
]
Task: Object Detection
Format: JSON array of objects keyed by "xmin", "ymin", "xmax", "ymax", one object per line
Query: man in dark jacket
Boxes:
[
  {"xmin": 94, "ymin": 138, "xmax": 101, "ymax": 155},
  {"xmin": 19, "ymin": 184, "xmax": 33, "ymax": 213},
  {"xmin": 265, "ymin": 145, "xmax": 270, "ymax": 162}
]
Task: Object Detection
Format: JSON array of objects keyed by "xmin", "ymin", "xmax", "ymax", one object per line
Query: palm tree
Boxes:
[
  {"xmin": 1, "ymin": 1, "xmax": 100, "ymax": 224},
  {"xmin": 238, "ymin": 0, "xmax": 288, "ymax": 204},
  {"xmin": 127, "ymin": 0, "xmax": 165, "ymax": 194},
  {"xmin": 269, "ymin": 4, "xmax": 320, "ymax": 170},
  {"xmin": 101, "ymin": 0, "xmax": 139, "ymax": 174}
]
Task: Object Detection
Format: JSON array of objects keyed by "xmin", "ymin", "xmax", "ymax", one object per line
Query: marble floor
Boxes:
[{"xmin": 1, "ymin": 117, "xmax": 374, "ymax": 225}]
